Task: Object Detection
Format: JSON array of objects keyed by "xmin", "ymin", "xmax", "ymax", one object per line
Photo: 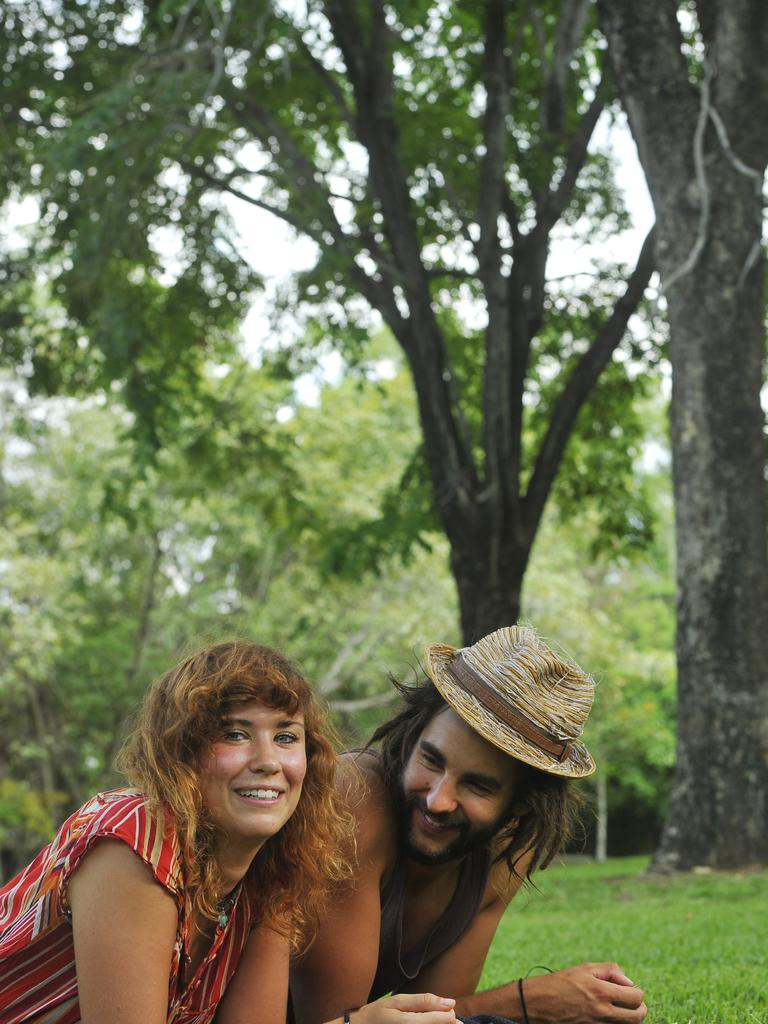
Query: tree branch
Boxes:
[
  {"xmin": 228, "ymin": 92, "xmax": 327, "ymax": 199},
  {"xmin": 329, "ymin": 692, "xmax": 397, "ymax": 713},
  {"xmin": 425, "ymin": 266, "xmax": 474, "ymax": 282},
  {"xmin": 211, "ymin": 149, "xmax": 408, "ymax": 302},
  {"xmin": 476, "ymin": 0, "xmax": 510, "ymax": 275},
  {"xmin": 534, "ymin": 78, "xmax": 608, "ymax": 234},
  {"xmin": 513, "ymin": 79, "xmax": 607, "ymax": 342},
  {"xmin": 184, "ymin": 159, "xmax": 409, "ymax": 335},
  {"xmin": 184, "ymin": 162, "xmax": 328, "ymax": 245},
  {"xmin": 322, "ymin": 0, "xmax": 480, "ymax": 510},
  {"xmin": 224, "ymin": 161, "xmax": 363, "ymax": 205},
  {"xmin": 317, "ymin": 625, "xmax": 385, "ymax": 696},
  {"xmin": 293, "ymin": 28, "xmax": 356, "ymax": 129},
  {"xmin": 476, "ymin": 0, "xmax": 519, "ymax": 532},
  {"xmin": 542, "ymin": 0, "xmax": 591, "ymax": 137},
  {"xmin": 522, "ymin": 226, "xmax": 656, "ymax": 536},
  {"xmin": 503, "ymin": 190, "xmax": 523, "ymax": 250},
  {"xmin": 442, "ymin": 171, "xmax": 479, "ymax": 250},
  {"xmin": 526, "ymin": 0, "xmax": 549, "ymax": 73}
]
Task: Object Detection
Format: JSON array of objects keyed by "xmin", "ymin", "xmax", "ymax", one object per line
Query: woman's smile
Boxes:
[{"xmin": 235, "ymin": 787, "xmax": 283, "ymax": 801}]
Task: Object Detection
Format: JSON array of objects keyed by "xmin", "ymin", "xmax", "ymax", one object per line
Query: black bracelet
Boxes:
[
  {"xmin": 517, "ymin": 977, "xmax": 531, "ymax": 1024},
  {"xmin": 343, "ymin": 1010, "xmax": 356, "ymax": 1024}
]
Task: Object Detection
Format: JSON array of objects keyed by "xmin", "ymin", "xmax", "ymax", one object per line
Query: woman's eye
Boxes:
[
  {"xmin": 276, "ymin": 731, "xmax": 300, "ymax": 744},
  {"xmin": 223, "ymin": 729, "xmax": 248, "ymax": 742}
]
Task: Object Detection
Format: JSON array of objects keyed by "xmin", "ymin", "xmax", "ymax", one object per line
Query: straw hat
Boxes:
[{"xmin": 424, "ymin": 624, "xmax": 596, "ymax": 778}]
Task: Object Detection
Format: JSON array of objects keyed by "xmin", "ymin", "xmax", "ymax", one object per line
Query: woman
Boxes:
[{"xmin": 0, "ymin": 641, "xmax": 456, "ymax": 1024}]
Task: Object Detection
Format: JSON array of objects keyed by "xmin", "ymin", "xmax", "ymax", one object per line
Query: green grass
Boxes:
[{"xmin": 480, "ymin": 856, "xmax": 768, "ymax": 1024}]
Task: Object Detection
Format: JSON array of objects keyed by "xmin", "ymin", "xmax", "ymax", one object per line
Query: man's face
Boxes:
[{"xmin": 399, "ymin": 707, "xmax": 523, "ymax": 865}]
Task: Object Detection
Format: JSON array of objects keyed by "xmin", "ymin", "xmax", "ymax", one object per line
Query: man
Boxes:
[{"xmin": 290, "ymin": 625, "xmax": 647, "ymax": 1024}]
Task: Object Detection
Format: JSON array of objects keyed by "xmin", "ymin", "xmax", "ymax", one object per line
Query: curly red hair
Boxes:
[{"xmin": 117, "ymin": 640, "xmax": 352, "ymax": 950}]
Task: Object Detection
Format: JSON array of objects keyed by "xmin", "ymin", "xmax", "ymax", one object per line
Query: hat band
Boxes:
[{"xmin": 447, "ymin": 653, "xmax": 573, "ymax": 763}]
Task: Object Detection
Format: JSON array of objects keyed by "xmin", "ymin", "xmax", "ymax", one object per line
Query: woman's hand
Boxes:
[{"xmin": 337, "ymin": 992, "xmax": 457, "ymax": 1024}]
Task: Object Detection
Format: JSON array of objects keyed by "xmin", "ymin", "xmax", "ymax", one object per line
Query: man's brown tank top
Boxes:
[{"xmin": 368, "ymin": 844, "xmax": 490, "ymax": 999}]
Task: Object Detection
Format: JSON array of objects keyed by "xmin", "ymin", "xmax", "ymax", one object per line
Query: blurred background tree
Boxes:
[
  {"xmin": 4, "ymin": 1, "xmax": 763, "ymax": 878},
  {"xmin": 1, "ymin": 0, "xmax": 657, "ymax": 641},
  {"xmin": 0, "ymin": 349, "xmax": 674, "ymax": 876}
]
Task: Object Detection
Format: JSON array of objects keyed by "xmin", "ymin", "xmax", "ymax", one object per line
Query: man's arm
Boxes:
[
  {"xmin": 471, "ymin": 963, "xmax": 646, "ymax": 1024},
  {"xmin": 396, "ymin": 891, "xmax": 508, "ymax": 1006},
  {"xmin": 399, "ymin": 868, "xmax": 647, "ymax": 1024},
  {"xmin": 290, "ymin": 758, "xmax": 396, "ymax": 1024},
  {"xmin": 445, "ymin": 961, "xmax": 646, "ymax": 1023}
]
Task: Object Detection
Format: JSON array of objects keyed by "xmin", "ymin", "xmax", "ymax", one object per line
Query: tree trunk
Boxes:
[
  {"xmin": 449, "ymin": 524, "xmax": 530, "ymax": 643},
  {"xmin": 595, "ymin": 770, "xmax": 607, "ymax": 863},
  {"xmin": 657, "ymin": 187, "xmax": 768, "ymax": 869},
  {"xmin": 600, "ymin": 0, "xmax": 768, "ymax": 870},
  {"xmin": 421, "ymin": 225, "xmax": 655, "ymax": 646},
  {"xmin": 284, "ymin": 2, "xmax": 656, "ymax": 654},
  {"xmin": 107, "ymin": 532, "xmax": 164, "ymax": 771}
]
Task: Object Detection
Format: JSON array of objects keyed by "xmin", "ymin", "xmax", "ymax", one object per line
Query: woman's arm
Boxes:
[
  {"xmin": 69, "ymin": 839, "xmax": 179, "ymax": 1024},
  {"xmin": 290, "ymin": 757, "xmax": 395, "ymax": 1024},
  {"xmin": 216, "ymin": 927, "xmax": 456, "ymax": 1024},
  {"xmin": 214, "ymin": 924, "xmax": 290, "ymax": 1024}
]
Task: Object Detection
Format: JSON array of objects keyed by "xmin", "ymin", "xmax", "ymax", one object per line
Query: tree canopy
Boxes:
[{"xmin": 2, "ymin": 0, "xmax": 658, "ymax": 640}]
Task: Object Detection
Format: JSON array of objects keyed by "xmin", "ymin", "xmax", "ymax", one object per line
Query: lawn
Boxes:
[{"xmin": 481, "ymin": 856, "xmax": 767, "ymax": 1024}]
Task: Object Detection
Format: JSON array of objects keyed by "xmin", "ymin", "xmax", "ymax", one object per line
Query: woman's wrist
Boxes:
[{"xmin": 325, "ymin": 1008, "xmax": 358, "ymax": 1024}]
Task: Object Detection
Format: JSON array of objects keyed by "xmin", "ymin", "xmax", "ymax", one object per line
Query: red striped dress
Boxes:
[{"xmin": 0, "ymin": 790, "xmax": 252, "ymax": 1024}]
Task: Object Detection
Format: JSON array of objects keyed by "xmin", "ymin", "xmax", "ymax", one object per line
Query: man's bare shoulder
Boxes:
[
  {"xmin": 482, "ymin": 842, "xmax": 534, "ymax": 909},
  {"xmin": 337, "ymin": 749, "xmax": 398, "ymax": 868}
]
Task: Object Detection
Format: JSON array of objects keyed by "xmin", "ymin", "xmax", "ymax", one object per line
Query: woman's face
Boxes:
[{"xmin": 197, "ymin": 701, "xmax": 307, "ymax": 862}]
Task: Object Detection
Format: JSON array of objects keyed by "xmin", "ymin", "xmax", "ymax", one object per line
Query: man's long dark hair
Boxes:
[{"xmin": 366, "ymin": 675, "xmax": 584, "ymax": 883}]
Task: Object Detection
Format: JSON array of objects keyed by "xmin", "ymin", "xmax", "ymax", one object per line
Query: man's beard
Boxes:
[{"xmin": 399, "ymin": 791, "xmax": 502, "ymax": 866}]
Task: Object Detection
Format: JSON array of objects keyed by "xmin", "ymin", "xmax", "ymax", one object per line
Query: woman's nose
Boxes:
[{"xmin": 247, "ymin": 740, "xmax": 280, "ymax": 775}]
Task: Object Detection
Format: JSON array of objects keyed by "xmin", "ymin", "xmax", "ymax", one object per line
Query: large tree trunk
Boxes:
[
  {"xmin": 408, "ymin": 225, "xmax": 655, "ymax": 646},
  {"xmin": 600, "ymin": 0, "xmax": 768, "ymax": 869},
  {"xmin": 448, "ymin": 525, "xmax": 530, "ymax": 642},
  {"xmin": 661, "ymin": 179, "xmax": 768, "ymax": 869}
]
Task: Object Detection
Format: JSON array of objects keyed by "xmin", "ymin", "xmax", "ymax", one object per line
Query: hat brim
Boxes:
[{"xmin": 425, "ymin": 642, "xmax": 596, "ymax": 779}]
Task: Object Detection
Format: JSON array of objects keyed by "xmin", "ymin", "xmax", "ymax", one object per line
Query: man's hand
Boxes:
[{"xmin": 522, "ymin": 962, "xmax": 647, "ymax": 1024}]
